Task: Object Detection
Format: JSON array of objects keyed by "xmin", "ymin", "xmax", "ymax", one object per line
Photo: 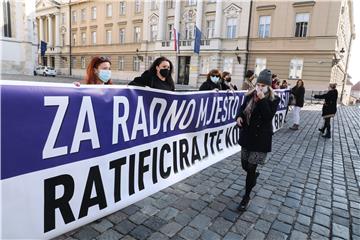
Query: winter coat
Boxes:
[
  {"xmin": 291, "ymin": 85, "xmax": 305, "ymax": 107},
  {"xmin": 241, "ymin": 78, "xmax": 255, "ymax": 90},
  {"xmin": 129, "ymin": 70, "xmax": 175, "ymax": 91},
  {"xmin": 236, "ymin": 92, "xmax": 280, "ymax": 153},
  {"xmin": 314, "ymin": 89, "xmax": 338, "ymax": 118},
  {"xmin": 199, "ymin": 79, "xmax": 223, "ymax": 91}
]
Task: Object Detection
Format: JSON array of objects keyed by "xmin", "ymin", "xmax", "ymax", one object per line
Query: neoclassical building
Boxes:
[
  {"xmin": 1, "ymin": 0, "xmax": 38, "ymax": 75},
  {"xmin": 34, "ymin": 0, "xmax": 354, "ymax": 97}
]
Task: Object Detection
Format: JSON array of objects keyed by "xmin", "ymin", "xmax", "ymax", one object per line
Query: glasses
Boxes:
[{"xmin": 211, "ymin": 75, "xmax": 220, "ymax": 77}]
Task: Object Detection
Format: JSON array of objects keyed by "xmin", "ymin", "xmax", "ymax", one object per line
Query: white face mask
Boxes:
[
  {"xmin": 256, "ymin": 85, "xmax": 268, "ymax": 94},
  {"xmin": 210, "ymin": 76, "xmax": 220, "ymax": 84}
]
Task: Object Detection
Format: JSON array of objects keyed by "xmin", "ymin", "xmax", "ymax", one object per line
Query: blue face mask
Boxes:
[
  {"xmin": 210, "ymin": 76, "xmax": 220, "ymax": 84},
  {"xmin": 97, "ymin": 70, "xmax": 111, "ymax": 83}
]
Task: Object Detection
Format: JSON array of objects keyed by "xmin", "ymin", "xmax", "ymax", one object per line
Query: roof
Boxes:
[{"xmin": 351, "ymin": 82, "xmax": 360, "ymax": 91}]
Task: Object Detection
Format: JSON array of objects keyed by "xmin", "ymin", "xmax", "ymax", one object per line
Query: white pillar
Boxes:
[
  {"xmin": 195, "ymin": 0, "xmax": 203, "ymax": 31},
  {"xmin": 214, "ymin": 0, "xmax": 222, "ymax": 38},
  {"xmin": 142, "ymin": 1, "xmax": 150, "ymax": 41},
  {"xmin": 48, "ymin": 15, "xmax": 53, "ymax": 47},
  {"xmin": 174, "ymin": 0, "xmax": 181, "ymax": 34},
  {"xmin": 39, "ymin": 16, "xmax": 44, "ymax": 41},
  {"xmin": 55, "ymin": 13, "xmax": 60, "ymax": 47},
  {"xmin": 157, "ymin": 0, "xmax": 166, "ymax": 41}
]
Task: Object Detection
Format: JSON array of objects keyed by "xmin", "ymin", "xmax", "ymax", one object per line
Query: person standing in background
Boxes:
[
  {"xmin": 221, "ymin": 71, "xmax": 238, "ymax": 90},
  {"xmin": 199, "ymin": 69, "xmax": 223, "ymax": 91},
  {"xmin": 242, "ymin": 70, "xmax": 255, "ymax": 90},
  {"xmin": 289, "ymin": 79, "xmax": 305, "ymax": 130}
]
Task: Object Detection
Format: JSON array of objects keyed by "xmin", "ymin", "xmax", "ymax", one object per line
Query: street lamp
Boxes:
[
  {"xmin": 332, "ymin": 47, "xmax": 345, "ymax": 67},
  {"xmin": 136, "ymin": 48, "xmax": 143, "ymax": 62},
  {"xmin": 235, "ymin": 46, "xmax": 241, "ymax": 64}
]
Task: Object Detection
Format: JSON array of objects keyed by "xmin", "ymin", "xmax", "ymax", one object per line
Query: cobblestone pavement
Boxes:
[{"xmin": 52, "ymin": 104, "xmax": 360, "ymax": 240}]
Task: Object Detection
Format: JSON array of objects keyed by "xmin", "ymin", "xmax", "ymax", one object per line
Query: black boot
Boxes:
[
  {"xmin": 318, "ymin": 127, "xmax": 325, "ymax": 134},
  {"xmin": 237, "ymin": 195, "xmax": 250, "ymax": 211},
  {"xmin": 322, "ymin": 127, "xmax": 331, "ymax": 138}
]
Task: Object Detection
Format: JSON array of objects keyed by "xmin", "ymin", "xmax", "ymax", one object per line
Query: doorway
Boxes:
[{"xmin": 177, "ymin": 56, "xmax": 190, "ymax": 85}]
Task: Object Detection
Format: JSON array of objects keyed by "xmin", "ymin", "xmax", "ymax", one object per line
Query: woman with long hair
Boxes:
[
  {"xmin": 129, "ymin": 56, "xmax": 175, "ymax": 91},
  {"xmin": 289, "ymin": 79, "xmax": 305, "ymax": 130},
  {"xmin": 74, "ymin": 56, "xmax": 113, "ymax": 85},
  {"xmin": 236, "ymin": 69, "xmax": 280, "ymax": 211}
]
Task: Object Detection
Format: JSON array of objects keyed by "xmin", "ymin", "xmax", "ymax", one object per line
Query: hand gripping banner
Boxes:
[{"xmin": 0, "ymin": 81, "xmax": 289, "ymax": 239}]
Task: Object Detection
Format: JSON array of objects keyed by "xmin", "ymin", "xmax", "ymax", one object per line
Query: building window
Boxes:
[
  {"xmin": 118, "ymin": 56, "xmax": 124, "ymax": 70},
  {"xmin": 255, "ymin": 58, "xmax": 266, "ymax": 76},
  {"xmin": 223, "ymin": 57, "xmax": 233, "ymax": 73},
  {"xmin": 135, "ymin": 0, "xmax": 141, "ymax": 13},
  {"xmin": 168, "ymin": 24, "xmax": 174, "ymax": 40},
  {"xmin": 289, "ymin": 58, "xmax": 303, "ymax": 79},
  {"xmin": 72, "ymin": 33, "xmax": 76, "ymax": 45},
  {"xmin": 81, "ymin": 32, "xmax": 86, "ymax": 45},
  {"xmin": 119, "ymin": 1, "xmax": 126, "ymax": 15},
  {"xmin": 188, "ymin": 0, "xmax": 196, "ymax": 6},
  {"xmin": 81, "ymin": 9, "xmax": 86, "ymax": 21},
  {"xmin": 167, "ymin": 0, "xmax": 175, "ymax": 9},
  {"xmin": 185, "ymin": 23, "xmax": 194, "ymax": 40},
  {"xmin": 226, "ymin": 18, "xmax": 237, "ymax": 39},
  {"xmin": 2, "ymin": 0, "xmax": 11, "ymax": 37},
  {"xmin": 295, "ymin": 13, "xmax": 309, "ymax": 37},
  {"xmin": 71, "ymin": 56, "xmax": 76, "ymax": 68},
  {"xmin": 106, "ymin": 4, "xmax": 112, "ymax": 17},
  {"xmin": 134, "ymin": 26, "xmax": 141, "ymax": 42},
  {"xmin": 61, "ymin": 33, "xmax": 65, "ymax": 46},
  {"xmin": 258, "ymin": 15, "xmax": 271, "ymax": 38},
  {"xmin": 206, "ymin": 20, "xmax": 215, "ymax": 39},
  {"xmin": 148, "ymin": 56, "xmax": 154, "ymax": 66},
  {"xmin": 91, "ymin": 31, "xmax": 96, "ymax": 44},
  {"xmin": 200, "ymin": 57, "xmax": 209, "ymax": 74},
  {"xmin": 81, "ymin": 57, "xmax": 86, "ymax": 69},
  {"xmin": 91, "ymin": 7, "xmax": 96, "ymax": 19},
  {"xmin": 106, "ymin": 30, "xmax": 112, "ymax": 44},
  {"xmin": 150, "ymin": 24, "xmax": 158, "ymax": 41},
  {"xmin": 61, "ymin": 13, "xmax": 65, "ymax": 24},
  {"xmin": 72, "ymin": 10, "xmax": 77, "ymax": 23},
  {"xmin": 133, "ymin": 56, "xmax": 141, "ymax": 71},
  {"xmin": 119, "ymin": 28, "xmax": 125, "ymax": 44},
  {"xmin": 151, "ymin": 0, "xmax": 158, "ymax": 10}
]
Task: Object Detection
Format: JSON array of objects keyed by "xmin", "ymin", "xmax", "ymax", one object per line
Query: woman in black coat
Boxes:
[
  {"xmin": 289, "ymin": 79, "xmax": 305, "ymax": 130},
  {"xmin": 199, "ymin": 69, "xmax": 223, "ymax": 91},
  {"xmin": 129, "ymin": 56, "xmax": 175, "ymax": 91},
  {"xmin": 236, "ymin": 69, "xmax": 280, "ymax": 211},
  {"xmin": 314, "ymin": 83, "xmax": 338, "ymax": 138}
]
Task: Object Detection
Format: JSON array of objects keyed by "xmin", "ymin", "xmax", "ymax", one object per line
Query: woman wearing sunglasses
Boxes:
[
  {"xmin": 199, "ymin": 69, "xmax": 223, "ymax": 91},
  {"xmin": 74, "ymin": 56, "xmax": 113, "ymax": 86},
  {"xmin": 129, "ymin": 56, "xmax": 175, "ymax": 91}
]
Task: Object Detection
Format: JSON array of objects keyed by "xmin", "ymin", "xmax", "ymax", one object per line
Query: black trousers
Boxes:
[
  {"xmin": 241, "ymin": 158, "xmax": 258, "ymax": 197},
  {"xmin": 323, "ymin": 117, "xmax": 331, "ymax": 133}
]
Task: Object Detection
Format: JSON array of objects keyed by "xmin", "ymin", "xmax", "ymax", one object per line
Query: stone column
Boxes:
[
  {"xmin": 48, "ymin": 15, "xmax": 53, "ymax": 47},
  {"xmin": 39, "ymin": 16, "xmax": 44, "ymax": 41},
  {"xmin": 214, "ymin": 0, "xmax": 222, "ymax": 38},
  {"xmin": 55, "ymin": 13, "xmax": 60, "ymax": 48},
  {"xmin": 195, "ymin": 0, "xmax": 203, "ymax": 31},
  {"xmin": 157, "ymin": 0, "xmax": 166, "ymax": 41}
]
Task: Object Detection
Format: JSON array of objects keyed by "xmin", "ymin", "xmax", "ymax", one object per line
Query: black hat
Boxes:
[{"xmin": 257, "ymin": 69, "xmax": 272, "ymax": 86}]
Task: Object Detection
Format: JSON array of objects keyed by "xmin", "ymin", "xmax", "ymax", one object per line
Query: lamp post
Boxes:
[
  {"xmin": 136, "ymin": 48, "xmax": 143, "ymax": 62},
  {"xmin": 235, "ymin": 46, "xmax": 241, "ymax": 64}
]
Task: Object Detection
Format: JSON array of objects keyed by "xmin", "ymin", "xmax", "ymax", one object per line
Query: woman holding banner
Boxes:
[
  {"xmin": 74, "ymin": 56, "xmax": 113, "ymax": 86},
  {"xmin": 236, "ymin": 69, "xmax": 280, "ymax": 211},
  {"xmin": 129, "ymin": 56, "xmax": 175, "ymax": 91},
  {"xmin": 199, "ymin": 69, "xmax": 223, "ymax": 91}
]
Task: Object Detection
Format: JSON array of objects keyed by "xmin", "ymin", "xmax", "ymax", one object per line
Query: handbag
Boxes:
[{"xmin": 289, "ymin": 93, "xmax": 296, "ymax": 105}]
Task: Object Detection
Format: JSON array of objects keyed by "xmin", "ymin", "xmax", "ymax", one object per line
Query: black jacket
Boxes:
[
  {"xmin": 236, "ymin": 92, "xmax": 280, "ymax": 153},
  {"xmin": 199, "ymin": 79, "xmax": 222, "ymax": 91},
  {"xmin": 291, "ymin": 85, "xmax": 305, "ymax": 107},
  {"xmin": 314, "ymin": 89, "xmax": 338, "ymax": 117},
  {"xmin": 129, "ymin": 70, "xmax": 175, "ymax": 91}
]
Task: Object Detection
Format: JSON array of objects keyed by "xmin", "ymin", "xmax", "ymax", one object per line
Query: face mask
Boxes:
[
  {"xmin": 256, "ymin": 85, "xmax": 268, "ymax": 94},
  {"xmin": 226, "ymin": 77, "xmax": 231, "ymax": 82},
  {"xmin": 159, "ymin": 69, "xmax": 170, "ymax": 78},
  {"xmin": 210, "ymin": 76, "xmax": 220, "ymax": 84},
  {"xmin": 97, "ymin": 70, "xmax": 111, "ymax": 83}
]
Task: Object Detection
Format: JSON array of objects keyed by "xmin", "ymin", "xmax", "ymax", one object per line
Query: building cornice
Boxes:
[
  {"xmin": 256, "ymin": 5, "xmax": 276, "ymax": 11},
  {"xmin": 292, "ymin": 1, "xmax": 316, "ymax": 8}
]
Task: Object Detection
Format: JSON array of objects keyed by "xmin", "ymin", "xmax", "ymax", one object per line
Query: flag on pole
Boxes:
[
  {"xmin": 173, "ymin": 28, "xmax": 177, "ymax": 52},
  {"xmin": 177, "ymin": 31, "xmax": 180, "ymax": 54},
  {"xmin": 40, "ymin": 40, "xmax": 47, "ymax": 57},
  {"xmin": 194, "ymin": 26, "xmax": 201, "ymax": 54}
]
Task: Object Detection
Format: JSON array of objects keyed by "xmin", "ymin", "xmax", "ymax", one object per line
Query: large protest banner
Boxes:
[{"xmin": 0, "ymin": 81, "xmax": 289, "ymax": 239}]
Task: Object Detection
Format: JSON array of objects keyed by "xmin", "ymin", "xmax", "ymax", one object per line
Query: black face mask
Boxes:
[
  {"xmin": 159, "ymin": 69, "xmax": 170, "ymax": 78},
  {"xmin": 226, "ymin": 77, "xmax": 231, "ymax": 82}
]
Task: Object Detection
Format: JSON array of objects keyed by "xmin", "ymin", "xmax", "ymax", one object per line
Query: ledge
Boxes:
[
  {"xmin": 256, "ymin": 5, "xmax": 276, "ymax": 11},
  {"xmin": 293, "ymin": 1, "xmax": 316, "ymax": 7}
]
